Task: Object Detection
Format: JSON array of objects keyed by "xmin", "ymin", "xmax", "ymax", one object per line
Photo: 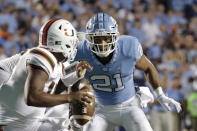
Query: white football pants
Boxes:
[
  {"xmin": 37, "ymin": 104, "xmax": 70, "ymax": 131},
  {"xmin": 0, "ymin": 104, "xmax": 43, "ymax": 131},
  {"xmin": 84, "ymin": 95, "xmax": 153, "ymax": 131}
]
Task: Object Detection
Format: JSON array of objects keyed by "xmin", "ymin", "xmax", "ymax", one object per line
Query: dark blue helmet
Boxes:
[{"xmin": 86, "ymin": 13, "xmax": 119, "ymax": 57}]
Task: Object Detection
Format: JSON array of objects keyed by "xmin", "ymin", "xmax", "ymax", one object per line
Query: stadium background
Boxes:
[{"xmin": 0, "ymin": 0, "xmax": 197, "ymax": 131}]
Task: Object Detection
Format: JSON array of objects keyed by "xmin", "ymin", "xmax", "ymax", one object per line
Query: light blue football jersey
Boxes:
[{"xmin": 75, "ymin": 35, "xmax": 143, "ymax": 105}]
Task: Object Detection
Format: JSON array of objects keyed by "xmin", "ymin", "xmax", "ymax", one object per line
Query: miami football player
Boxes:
[{"xmin": 0, "ymin": 18, "xmax": 93, "ymax": 131}]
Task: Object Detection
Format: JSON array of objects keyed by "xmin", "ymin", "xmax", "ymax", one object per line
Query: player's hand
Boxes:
[
  {"xmin": 76, "ymin": 61, "xmax": 93, "ymax": 78},
  {"xmin": 157, "ymin": 94, "xmax": 182, "ymax": 112},
  {"xmin": 68, "ymin": 90, "xmax": 94, "ymax": 106},
  {"xmin": 136, "ymin": 86, "xmax": 154, "ymax": 108},
  {"xmin": 154, "ymin": 87, "xmax": 182, "ymax": 113}
]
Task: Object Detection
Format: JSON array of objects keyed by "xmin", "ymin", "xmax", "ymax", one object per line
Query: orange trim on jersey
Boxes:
[
  {"xmin": 47, "ymin": 81, "xmax": 55, "ymax": 94},
  {"xmin": 26, "ymin": 63, "xmax": 48, "ymax": 75},
  {"xmin": 30, "ymin": 49, "xmax": 55, "ymax": 71},
  {"xmin": 42, "ymin": 18, "xmax": 61, "ymax": 45},
  {"xmin": 62, "ymin": 63, "xmax": 65, "ymax": 76}
]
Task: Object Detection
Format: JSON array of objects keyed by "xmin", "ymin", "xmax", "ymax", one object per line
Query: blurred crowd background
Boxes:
[{"xmin": 0, "ymin": 0, "xmax": 197, "ymax": 131}]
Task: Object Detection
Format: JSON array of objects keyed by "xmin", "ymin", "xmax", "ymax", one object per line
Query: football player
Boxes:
[
  {"xmin": 73, "ymin": 13, "xmax": 182, "ymax": 131},
  {"xmin": 0, "ymin": 18, "xmax": 93, "ymax": 131}
]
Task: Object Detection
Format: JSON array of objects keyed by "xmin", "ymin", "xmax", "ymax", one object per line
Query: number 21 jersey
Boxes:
[{"xmin": 75, "ymin": 35, "xmax": 143, "ymax": 105}]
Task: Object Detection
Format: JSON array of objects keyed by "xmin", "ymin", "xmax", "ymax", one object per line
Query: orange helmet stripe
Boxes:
[{"xmin": 42, "ymin": 18, "xmax": 61, "ymax": 45}]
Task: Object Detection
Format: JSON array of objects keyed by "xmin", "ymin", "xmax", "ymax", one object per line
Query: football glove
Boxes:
[
  {"xmin": 136, "ymin": 86, "xmax": 154, "ymax": 108},
  {"xmin": 153, "ymin": 87, "xmax": 182, "ymax": 113}
]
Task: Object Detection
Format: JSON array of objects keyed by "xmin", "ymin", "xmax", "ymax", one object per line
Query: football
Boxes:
[{"xmin": 69, "ymin": 78, "xmax": 95, "ymax": 126}]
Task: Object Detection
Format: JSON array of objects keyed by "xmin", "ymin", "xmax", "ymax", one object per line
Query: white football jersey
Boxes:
[
  {"xmin": 0, "ymin": 54, "xmax": 21, "ymax": 87},
  {"xmin": 0, "ymin": 53, "xmax": 20, "ymax": 74},
  {"xmin": 0, "ymin": 47, "xmax": 63, "ymax": 131},
  {"xmin": 38, "ymin": 61, "xmax": 80, "ymax": 131}
]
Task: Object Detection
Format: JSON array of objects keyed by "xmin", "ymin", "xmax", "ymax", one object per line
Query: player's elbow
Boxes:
[
  {"xmin": 24, "ymin": 92, "xmax": 41, "ymax": 106},
  {"xmin": 25, "ymin": 93, "xmax": 35, "ymax": 106},
  {"xmin": 144, "ymin": 63, "xmax": 156, "ymax": 74}
]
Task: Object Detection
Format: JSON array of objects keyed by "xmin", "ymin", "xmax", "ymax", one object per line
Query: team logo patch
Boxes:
[
  {"xmin": 102, "ymin": 67, "xmax": 108, "ymax": 72},
  {"xmin": 55, "ymin": 41, "xmax": 62, "ymax": 45}
]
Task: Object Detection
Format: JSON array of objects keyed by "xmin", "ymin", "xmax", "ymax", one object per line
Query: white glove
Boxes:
[
  {"xmin": 153, "ymin": 87, "xmax": 182, "ymax": 113},
  {"xmin": 136, "ymin": 86, "xmax": 154, "ymax": 108}
]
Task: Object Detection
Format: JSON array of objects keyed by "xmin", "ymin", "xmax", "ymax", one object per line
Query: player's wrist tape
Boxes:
[
  {"xmin": 153, "ymin": 87, "xmax": 164, "ymax": 98},
  {"xmin": 61, "ymin": 61, "xmax": 83, "ymax": 87},
  {"xmin": 61, "ymin": 73, "xmax": 82, "ymax": 87}
]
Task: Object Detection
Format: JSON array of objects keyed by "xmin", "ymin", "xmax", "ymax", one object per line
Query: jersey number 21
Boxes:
[{"xmin": 90, "ymin": 74, "xmax": 124, "ymax": 92}]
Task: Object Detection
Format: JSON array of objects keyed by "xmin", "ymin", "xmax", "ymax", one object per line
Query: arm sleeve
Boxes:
[
  {"xmin": 122, "ymin": 36, "xmax": 143, "ymax": 61},
  {"xmin": 133, "ymin": 38, "xmax": 143, "ymax": 61},
  {"xmin": 26, "ymin": 54, "xmax": 52, "ymax": 75}
]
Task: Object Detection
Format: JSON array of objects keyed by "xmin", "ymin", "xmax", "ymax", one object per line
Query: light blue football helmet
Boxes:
[{"xmin": 86, "ymin": 13, "xmax": 119, "ymax": 57}]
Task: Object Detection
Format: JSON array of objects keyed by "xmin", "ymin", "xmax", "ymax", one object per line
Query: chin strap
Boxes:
[{"xmin": 95, "ymin": 52, "xmax": 111, "ymax": 58}]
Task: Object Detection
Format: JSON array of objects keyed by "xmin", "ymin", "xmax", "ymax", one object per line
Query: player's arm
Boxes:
[
  {"xmin": 54, "ymin": 79, "xmax": 68, "ymax": 94},
  {"xmin": 61, "ymin": 61, "xmax": 93, "ymax": 88},
  {"xmin": 135, "ymin": 54, "xmax": 160, "ymax": 89},
  {"xmin": 135, "ymin": 55, "xmax": 182, "ymax": 112},
  {"xmin": 24, "ymin": 64, "xmax": 93, "ymax": 107}
]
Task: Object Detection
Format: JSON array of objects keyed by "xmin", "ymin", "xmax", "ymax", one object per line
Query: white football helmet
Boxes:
[{"xmin": 39, "ymin": 18, "xmax": 78, "ymax": 61}]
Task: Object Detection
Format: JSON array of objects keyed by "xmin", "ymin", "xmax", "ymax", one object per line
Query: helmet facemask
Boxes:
[
  {"xmin": 86, "ymin": 31, "xmax": 119, "ymax": 57},
  {"xmin": 61, "ymin": 39, "xmax": 78, "ymax": 61}
]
